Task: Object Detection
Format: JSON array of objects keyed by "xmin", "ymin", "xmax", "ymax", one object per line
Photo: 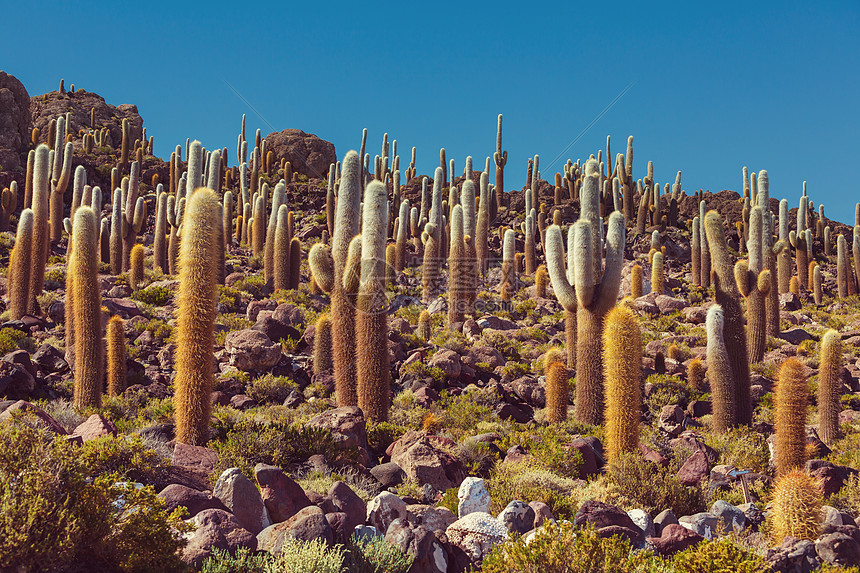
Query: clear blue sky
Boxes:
[{"xmin": 6, "ymin": 1, "xmax": 859, "ymax": 224}]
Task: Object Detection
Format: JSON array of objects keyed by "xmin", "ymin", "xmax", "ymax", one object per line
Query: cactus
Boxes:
[
  {"xmin": 120, "ymin": 118, "xmax": 130, "ymax": 169},
  {"xmin": 691, "ymin": 217, "xmax": 701, "ymax": 286},
  {"xmin": 651, "ymin": 251, "xmax": 664, "ymax": 295},
  {"xmin": 818, "ymin": 329, "xmax": 843, "ymax": 445},
  {"xmin": 308, "ymin": 243, "xmax": 334, "ymax": 292},
  {"xmin": 699, "ymin": 200, "xmax": 710, "ymax": 287},
  {"xmin": 707, "ymin": 304, "xmax": 735, "ymax": 432},
  {"xmin": 50, "ymin": 136, "xmax": 73, "ymax": 241},
  {"xmin": 630, "ymin": 264, "xmax": 643, "ymax": 299},
  {"xmin": 174, "ymin": 188, "xmax": 220, "ymax": 445},
  {"xmin": 332, "ymin": 151, "xmax": 362, "ymax": 407},
  {"xmin": 106, "ymin": 315, "xmax": 126, "ymax": 397},
  {"xmin": 313, "ymin": 313, "xmax": 333, "ymax": 375},
  {"xmin": 356, "ymin": 180, "xmax": 390, "ymax": 423},
  {"xmin": 461, "ymin": 180, "xmax": 477, "ymax": 312},
  {"xmin": 500, "ymin": 229, "xmax": 516, "ymax": 301},
  {"xmin": 29, "ymin": 145, "xmax": 50, "ymax": 315},
  {"xmin": 494, "ymin": 114, "xmax": 507, "ymax": 211},
  {"xmin": 110, "ymin": 187, "xmax": 123, "ymax": 274},
  {"xmin": 417, "ymin": 310, "xmax": 432, "ymax": 341},
  {"xmin": 385, "ymin": 243, "xmax": 396, "ymax": 287},
  {"xmin": 771, "ymin": 470, "xmax": 822, "ymax": 543},
  {"xmin": 687, "ymin": 358, "xmax": 705, "ymax": 392},
  {"xmin": 793, "ymin": 230, "xmax": 809, "ymax": 291},
  {"xmin": 775, "ymin": 357, "xmax": 808, "ymax": 476},
  {"xmin": 704, "ymin": 210, "xmax": 752, "ymax": 426},
  {"xmin": 264, "ymin": 182, "xmax": 286, "ymax": 283},
  {"xmin": 812, "ymin": 264, "xmax": 822, "ymax": 305},
  {"xmin": 70, "ymin": 207, "xmax": 102, "ymax": 409},
  {"xmin": 778, "ymin": 198, "xmax": 791, "ymax": 293},
  {"xmin": 121, "ymin": 163, "xmax": 146, "ymax": 271},
  {"xmin": 223, "ymin": 190, "xmax": 234, "ymax": 249},
  {"xmin": 789, "ymin": 275, "xmax": 800, "ymax": 295},
  {"xmin": 154, "ymin": 191, "xmax": 168, "ymax": 273},
  {"xmin": 603, "ymin": 305, "xmax": 642, "ymax": 464},
  {"xmin": 289, "ymin": 237, "xmax": 301, "ymax": 290},
  {"xmin": 395, "ymin": 199, "xmax": 409, "ymax": 272},
  {"xmin": 735, "ymin": 206, "xmax": 770, "ymax": 363},
  {"xmin": 422, "ymin": 168, "xmax": 444, "ymax": 303},
  {"xmin": 8, "ymin": 210, "xmax": 34, "ymax": 320},
  {"xmin": 535, "ymin": 264, "xmax": 548, "ymax": 298},
  {"xmin": 837, "ymin": 234, "xmax": 849, "ymax": 298},
  {"xmin": 545, "ymin": 361, "xmax": 569, "ymax": 423},
  {"xmin": 273, "ymin": 205, "xmax": 290, "ymax": 291},
  {"xmin": 252, "ymin": 192, "xmax": 266, "ymax": 255},
  {"xmin": 129, "ymin": 244, "xmax": 144, "ymax": 291},
  {"xmin": 448, "ymin": 204, "xmax": 466, "ymax": 326}
]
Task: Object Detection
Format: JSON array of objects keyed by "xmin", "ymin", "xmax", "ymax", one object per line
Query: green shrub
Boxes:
[
  {"xmin": 246, "ymin": 374, "xmax": 297, "ymax": 405},
  {"xmin": 78, "ymin": 435, "xmax": 168, "ymax": 485},
  {"xmin": 0, "ymin": 414, "xmax": 188, "ymax": 572},
  {"xmin": 132, "ymin": 285, "xmax": 172, "ymax": 306},
  {"xmin": 218, "ymin": 286, "xmax": 249, "ymax": 313},
  {"xmin": 434, "ymin": 388, "xmax": 499, "ymax": 441},
  {"xmin": 481, "ymin": 329, "xmax": 522, "ymax": 360},
  {"xmin": 366, "ymin": 421, "xmax": 407, "ymax": 454},
  {"xmin": 232, "ymin": 274, "xmax": 267, "ymax": 298},
  {"xmin": 606, "ymin": 452, "xmax": 705, "ymax": 516},
  {"xmin": 644, "ymin": 374, "xmax": 695, "ymax": 417},
  {"xmin": 132, "ymin": 318, "xmax": 174, "ymax": 344},
  {"xmin": 401, "ymin": 361, "xmax": 445, "ymax": 384},
  {"xmin": 704, "ymin": 426, "xmax": 771, "ymax": 475},
  {"xmin": 486, "ymin": 460, "xmax": 581, "ymax": 520},
  {"xmin": 274, "ymin": 538, "xmax": 344, "ymax": 573},
  {"xmin": 343, "ymin": 533, "xmax": 413, "ymax": 573},
  {"xmin": 201, "ymin": 547, "xmax": 271, "ymax": 573},
  {"xmin": 671, "ymin": 537, "xmax": 768, "ymax": 572},
  {"xmin": 0, "ymin": 326, "xmax": 27, "ymax": 354}
]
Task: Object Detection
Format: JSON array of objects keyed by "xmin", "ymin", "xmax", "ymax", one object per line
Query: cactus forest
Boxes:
[{"xmin": 3, "ymin": 72, "xmax": 860, "ymax": 573}]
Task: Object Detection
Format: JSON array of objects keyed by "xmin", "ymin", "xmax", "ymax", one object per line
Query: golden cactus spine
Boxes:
[
  {"xmin": 545, "ymin": 361, "xmax": 569, "ymax": 423},
  {"xmin": 630, "ymin": 264, "xmax": 643, "ymax": 299},
  {"xmin": 29, "ymin": 145, "xmax": 50, "ymax": 315},
  {"xmin": 651, "ymin": 251, "xmax": 664, "ymax": 295},
  {"xmin": 129, "ymin": 244, "xmax": 144, "ymax": 291},
  {"xmin": 288, "ymin": 237, "xmax": 301, "ymax": 290},
  {"xmin": 106, "ymin": 315, "xmax": 126, "ymax": 397},
  {"xmin": 707, "ymin": 305, "xmax": 735, "ymax": 432},
  {"xmin": 818, "ymin": 329, "xmax": 842, "ymax": 445},
  {"xmin": 771, "ymin": 470, "xmax": 822, "ymax": 543},
  {"xmin": 356, "ymin": 180, "xmax": 390, "ymax": 423},
  {"xmin": 273, "ymin": 205, "xmax": 290, "ymax": 291},
  {"xmin": 603, "ymin": 305, "xmax": 642, "ymax": 463},
  {"xmin": 70, "ymin": 207, "xmax": 102, "ymax": 409},
  {"xmin": 687, "ymin": 358, "xmax": 705, "ymax": 392},
  {"xmin": 775, "ymin": 357, "xmax": 808, "ymax": 476},
  {"xmin": 535, "ymin": 265, "xmax": 548, "ymax": 298},
  {"xmin": 174, "ymin": 188, "xmax": 220, "ymax": 445},
  {"xmin": 313, "ymin": 313, "xmax": 333, "ymax": 375},
  {"xmin": 8, "ymin": 209, "xmax": 34, "ymax": 320}
]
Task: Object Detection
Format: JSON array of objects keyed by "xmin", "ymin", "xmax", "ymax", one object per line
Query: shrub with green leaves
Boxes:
[
  {"xmin": 246, "ymin": 373, "xmax": 297, "ymax": 404},
  {"xmin": 644, "ymin": 373, "xmax": 695, "ymax": 417},
  {"xmin": 704, "ymin": 426, "xmax": 770, "ymax": 475},
  {"xmin": 343, "ymin": 533, "xmax": 413, "ymax": 573},
  {"xmin": 671, "ymin": 537, "xmax": 768, "ymax": 572},
  {"xmin": 606, "ymin": 452, "xmax": 705, "ymax": 516},
  {"xmin": 131, "ymin": 285, "xmax": 172, "ymax": 306},
  {"xmin": 0, "ymin": 326, "xmax": 27, "ymax": 354},
  {"xmin": 486, "ymin": 460, "xmax": 581, "ymax": 520}
]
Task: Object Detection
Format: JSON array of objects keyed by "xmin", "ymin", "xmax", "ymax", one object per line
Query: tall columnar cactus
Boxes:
[
  {"xmin": 288, "ymin": 237, "xmax": 301, "ymax": 290},
  {"xmin": 837, "ymin": 234, "xmax": 849, "ymax": 298},
  {"xmin": 121, "ymin": 162, "xmax": 146, "ymax": 271},
  {"xmin": 264, "ymin": 182, "xmax": 286, "ymax": 283},
  {"xmin": 500, "ymin": 229, "xmax": 516, "ymax": 301},
  {"xmin": 120, "ymin": 118, "xmax": 130, "ymax": 169},
  {"xmin": 395, "ymin": 199, "xmax": 409, "ymax": 272},
  {"xmin": 356, "ymin": 180, "xmax": 390, "ymax": 423},
  {"xmin": 461, "ymin": 180, "xmax": 477, "ymax": 312},
  {"xmin": 273, "ymin": 204, "xmax": 291, "ymax": 291},
  {"xmin": 545, "ymin": 360, "xmax": 569, "ymax": 423},
  {"xmin": 630, "ymin": 264, "xmax": 643, "ymax": 299},
  {"xmin": 771, "ymin": 469, "xmax": 822, "ymax": 543},
  {"xmin": 448, "ymin": 204, "xmax": 466, "ymax": 326},
  {"xmin": 699, "ymin": 200, "xmax": 710, "ymax": 287},
  {"xmin": 687, "ymin": 358, "xmax": 705, "ymax": 392},
  {"xmin": 422, "ymin": 168, "xmax": 444, "ymax": 303},
  {"xmin": 129, "ymin": 244, "xmax": 144, "ymax": 291},
  {"xmin": 106, "ymin": 315, "xmax": 126, "ymax": 397},
  {"xmin": 154, "ymin": 191, "xmax": 168, "ymax": 274},
  {"xmin": 223, "ymin": 190, "xmax": 234, "ymax": 249},
  {"xmin": 29, "ymin": 145, "xmax": 50, "ymax": 315},
  {"xmin": 308, "ymin": 243, "xmax": 334, "ymax": 292},
  {"xmin": 792, "ymin": 229, "xmax": 809, "ymax": 291},
  {"xmin": 707, "ymin": 304, "xmax": 735, "ymax": 432},
  {"xmin": 494, "ymin": 114, "xmax": 507, "ymax": 212},
  {"xmin": 691, "ymin": 217, "xmax": 701, "ymax": 286},
  {"xmin": 818, "ymin": 329, "xmax": 843, "ymax": 445},
  {"xmin": 812, "ymin": 264, "xmax": 822, "ymax": 305},
  {"xmin": 535, "ymin": 265, "xmax": 548, "ymax": 298},
  {"xmin": 70, "ymin": 207, "xmax": 102, "ymax": 409},
  {"xmin": 775, "ymin": 357, "xmax": 808, "ymax": 476},
  {"xmin": 754, "ymin": 171, "xmax": 781, "ymax": 338},
  {"xmin": 651, "ymin": 251, "xmax": 664, "ymax": 295},
  {"xmin": 313, "ymin": 313, "xmax": 333, "ymax": 375},
  {"xmin": 252, "ymin": 192, "xmax": 266, "ymax": 256},
  {"xmin": 110, "ymin": 188, "xmax": 123, "ymax": 274},
  {"xmin": 735, "ymin": 206, "xmax": 770, "ymax": 363},
  {"xmin": 331, "ymin": 151, "xmax": 362, "ymax": 407},
  {"xmin": 704, "ymin": 210, "xmax": 752, "ymax": 425},
  {"xmin": 50, "ymin": 135, "xmax": 73, "ymax": 241},
  {"xmin": 603, "ymin": 305, "xmax": 642, "ymax": 464},
  {"xmin": 174, "ymin": 188, "xmax": 220, "ymax": 445},
  {"xmin": 853, "ymin": 227, "xmax": 860, "ymax": 291},
  {"xmin": 778, "ymin": 198, "xmax": 791, "ymax": 293},
  {"xmin": 8, "ymin": 210, "xmax": 34, "ymax": 320},
  {"xmin": 476, "ymin": 172, "xmax": 490, "ymax": 275}
]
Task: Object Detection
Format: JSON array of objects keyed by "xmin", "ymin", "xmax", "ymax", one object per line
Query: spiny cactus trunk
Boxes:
[
  {"xmin": 775, "ymin": 357, "xmax": 808, "ymax": 476},
  {"xmin": 448, "ymin": 204, "xmax": 466, "ymax": 326},
  {"xmin": 273, "ymin": 205, "xmax": 290, "ymax": 291},
  {"xmin": 545, "ymin": 361, "xmax": 569, "ymax": 423},
  {"xmin": 707, "ymin": 305, "xmax": 735, "ymax": 432},
  {"xmin": 106, "ymin": 315, "xmax": 126, "ymax": 397},
  {"xmin": 818, "ymin": 330, "xmax": 842, "ymax": 445},
  {"xmin": 8, "ymin": 210, "xmax": 34, "ymax": 320},
  {"xmin": 174, "ymin": 188, "xmax": 220, "ymax": 446},
  {"xmin": 154, "ymin": 192, "xmax": 168, "ymax": 274},
  {"xmin": 771, "ymin": 470, "xmax": 822, "ymax": 544},
  {"xmin": 313, "ymin": 314, "xmax": 333, "ymax": 375},
  {"xmin": 603, "ymin": 305, "xmax": 641, "ymax": 464},
  {"xmin": 70, "ymin": 207, "xmax": 103, "ymax": 409},
  {"xmin": 29, "ymin": 145, "xmax": 50, "ymax": 315}
]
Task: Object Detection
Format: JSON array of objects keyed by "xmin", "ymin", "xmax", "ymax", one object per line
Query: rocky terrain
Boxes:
[{"xmin": 1, "ymin": 72, "xmax": 860, "ymax": 572}]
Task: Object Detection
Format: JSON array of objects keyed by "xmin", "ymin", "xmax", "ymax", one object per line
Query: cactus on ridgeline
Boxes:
[
  {"xmin": 735, "ymin": 206, "xmax": 770, "ymax": 363},
  {"xmin": 422, "ymin": 168, "xmax": 444, "ymax": 303},
  {"xmin": 494, "ymin": 114, "xmax": 507, "ymax": 212},
  {"xmin": 603, "ymin": 305, "xmax": 642, "ymax": 464},
  {"xmin": 699, "ymin": 200, "xmax": 711, "ymax": 287},
  {"xmin": 174, "ymin": 188, "xmax": 220, "ymax": 445},
  {"xmin": 356, "ymin": 180, "xmax": 390, "ymax": 423},
  {"xmin": 70, "ymin": 207, "xmax": 102, "ymax": 409},
  {"xmin": 129, "ymin": 244, "xmax": 144, "ymax": 291},
  {"xmin": 818, "ymin": 329, "xmax": 843, "ymax": 445},
  {"xmin": 545, "ymin": 360, "xmax": 569, "ymax": 423},
  {"xmin": 771, "ymin": 469, "xmax": 823, "ymax": 543},
  {"xmin": 106, "ymin": 315, "xmax": 126, "ymax": 397},
  {"xmin": 120, "ymin": 118, "xmax": 130, "ymax": 170},
  {"xmin": 313, "ymin": 313, "xmax": 333, "ymax": 375},
  {"xmin": 8, "ymin": 210, "xmax": 34, "ymax": 320},
  {"xmin": 705, "ymin": 210, "xmax": 752, "ymax": 426},
  {"xmin": 775, "ymin": 357, "xmax": 808, "ymax": 476}
]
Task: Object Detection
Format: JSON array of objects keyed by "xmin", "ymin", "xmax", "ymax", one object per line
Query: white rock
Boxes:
[
  {"xmin": 366, "ymin": 492, "xmax": 407, "ymax": 534},
  {"xmin": 446, "ymin": 512, "xmax": 508, "ymax": 563},
  {"xmin": 457, "ymin": 477, "xmax": 491, "ymax": 517}
]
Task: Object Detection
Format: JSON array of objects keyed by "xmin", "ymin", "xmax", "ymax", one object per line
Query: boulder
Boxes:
[
  {"xmin": 648, "ymin": 523, "xmax": 704, "ymax": 556},
  {"xmin": 32, "ymin": 343, "xmax": 68, "ymax": 373},
  {"xmin": 428, "ymin": 349, "xmax": 461, "ymax": 379},
  {"xmin": 257, "ymin": 505, "xmax": 333, "ymax": 553},
  {"xmin": 457, "ymin": 477, "xmax": 491, "ymax": 518},
  {"xmin": 0, "ymin": 400, "xmax": 65, "ymax": 434},
  {"xmin": 327, "ymin": 481, "xmax": 366, "ymax": 534},
  {"xmin": 181, "ymin": 508, "xmax": 256, "ymax": 567},
  {"xmin": 157, "ymin": 484, "xmax": 227, "ymax": 517},
  {"xmin": 709, "ymin": 500, "xmax": 746, "ymax": 534},
  {"xmin": 389, "ymin": 431, "xmax": 465, "ymax": 492},
  {"xmin": 385, "ymin": 518, "xmax": 448, "ymax": 573},
  {"xmin": 254, "ymin": 463, "xmax": 311, "ymax": 523},
  {"xmin": 366, "ymin": 492, "xmax": 407, "ymax": 534},
  {"xmin": 370, "ymin": 461, "xmax": 407, "ymax": 487},
  {"xmin": 0, "ymin": 360, "xmax": 35, "ymax": 399},
  {"xmin": 264, "ymin": 128, "xmax": 336, "ymax": 178},
  {"xmin": 498, "ymin": 500, "xmax": 535, "ymax": 535},
  {"xmin": 678, "ymin": 512, "xmax": 720, "ymax": 540},
  {"xmin": 406, "ymin": 505, "xmax": 457, "ymax": 535},
  {"xmin": 224, "ymin": 329, "xmax": 282, "ymax": 372},
  {"xmin": 307, "ymin": 406, "xmax": 367, "ymax": 449},
  {"xmin": 574, "ymin": 501, "xmax": 640, "ymax": 532},
  {"xmin": 172, "ymin": 443, "xmax": 219, "ymax": 472},
  {"xmin": 677, "ymin": 450, "xmax": 710, "ymax": 486},
  {"xmin": 213, "ymin": 468, "xmax": 271, "ymax": 535},
  {"xmin": 446, "ymin": 512, "xmax": 507, "ymax": 566},
  {"xmin": 71, "ymin": 414, "xmax": 118, "ymax": 442},
  {"xmin": 816, "ymin": 531, "xmax": 860, "ymax": 566},
  {"xmin": 627, "ymin": 508, "xmax": 656, "ymax": 538},
  {"xmin": 0, "ymin": 72, "xmax": 30, "ymax": 170}
]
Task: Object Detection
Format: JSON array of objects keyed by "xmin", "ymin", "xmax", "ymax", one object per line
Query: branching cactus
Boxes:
[
  {"xmin": 494, "ymin": 114, "xmax": 507, "ymax": 212},
  {"xmin": 106, "ymin": 315, "xmax": 126, "ymax": 397},
  {"xmin": 775, "ymin": 357, "xmax": 808, "ymax": 476},
  {"xmin": 70, "ymin": 207, "xmax": 102, "ymax": 410},
  {"xmin": 818, "ymin": 329, "xmax": 843, "ymax": 445},
  {"xmin": 704, "ymin": 210, "xmax": 751, "ymax": 425},
  {"xmin": 175, "ymin": 188, "xmax": 220, "ymax": 445},
  {"xmin": 356, "ymin": 180, "xmax": 390, "ymax": 423},
  {"xmin": 545, "ymin": 226, "xmax": 576, "ymax": 370},
  {"xmin": 8, "ymin": 210, "xmax": 34, "ymax": 320},
  {"xmin": 50, "ymin": 134, "xmax": 73, "ymax": 242},
  {"xmin": 29, "ymin": 145, "xmax": 50, "ymax": 315},
  {"xmin": 735, "ymin": 206, "xmax": 770, "ymax": 363},
  {"xmin": 756, "ymin": 171, "xmax": 782, "ymax": 338},
  {"xmin": 331, "ymin": 151, "xmax": 362, "ymax": 407},
  {"xmin": 603, "ymin": 305, "xmax": 642, "ymax": 464}
]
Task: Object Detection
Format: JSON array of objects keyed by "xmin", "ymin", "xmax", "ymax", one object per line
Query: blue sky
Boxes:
[{"xmin": 6, "ymin": 1, "xmax": 859, "ymax": 224}]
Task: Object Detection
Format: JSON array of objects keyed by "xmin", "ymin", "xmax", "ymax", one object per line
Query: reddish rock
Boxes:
[
  {"xmin": 181, "ymin": 508, "xmax": 256, "ymax": 567},
  {"xmin": 307, "ymin": 406, "xmax": 367, "ymax": 449},
  {"xmin": 172, "ymin": 443, "xmax": 219, "ymax": 472},
  {"xmin": 0, "ymin": 71, "xmax": 31, "ymax": 170},
  {"xmin": 648, "ymin": 523, "xmax": 704, "ymax": 555},
  {"xmin": 254, "ymin": 463, "xmax": 312, "ymax": 523},
  {"xmin": 389, "ymin": 431, "xmax": 466, "ymax": 492},
  {"xmin": 568, "ymin": 438, "xmax": 600, "ymax": 478},
  {"xmin": 327, "ymin": 481, "xmax": 366, "ymax": 533},
  {"xmin": 103, "ymin": 298, "xmax": 142, "ymax": 319},
  {"xmin": 0, "ymin": 400, "xmax": 66, "ymax": 434},
  {"xmin": 264, "ymin": 129, "xmax": 336, "ymax": 178},
  {"xmin": 677, "ymin": 450, "xmax": 710, "ymax": 486},
  {"xmin": 573, "ymin": 500, "xmax": 639, "ymax": 532},
  {"xmin": 157, "ymin": 484, "xmax": 227, "ymax": 517},
  {"xmin": 72, "ymin": 414, "xmax": 118, "ymax": 441},
  {"xmin": 225, "ymin": 329, "xmax": 282, "ymax": 372}
]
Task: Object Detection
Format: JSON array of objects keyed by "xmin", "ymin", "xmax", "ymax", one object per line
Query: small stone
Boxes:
[
  {"xmin": 213, "ymin": 468, "xmax": 271, "ymax": 535},
  {"xmin": 498, "ymin": 500, "xmax": 535, "ymax": 534},
  {"xmin": 367, "ymin": 492, "xmax": 407, "ymax": 534},
  {"xmin": 678, "ymin": 512, "xmax": 720, "ymax": 540},
  {"xmin": 709, "ymin": 500, "xmax": 746, "ymax": 533},
  {"xmin": 71, "ymin": 414, "xmax": 118, "ymax": 442},
  {"xmin": 627, "ymin": 508, "xmax": 656, "ymax": 538},
  {"xmin": 457, "ymin": 477, "xmax": 491, "ymax": 517}
]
